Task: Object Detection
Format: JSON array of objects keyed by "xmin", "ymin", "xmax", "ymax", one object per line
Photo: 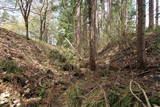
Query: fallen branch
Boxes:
[
  {"xmin": 65, "ymin": 37, "xmax": 83, "ymax": 60},
  {"xmin": 129, "ymin": 80, "xmax": 151, "ymax": 107}
]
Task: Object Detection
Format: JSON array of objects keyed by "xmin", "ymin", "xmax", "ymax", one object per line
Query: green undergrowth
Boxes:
[
  {"xmin": 153, "ymin": 26, "xmax": 160, "ymax": 33},
  {"xmin": 38, "ymin": 87, "xmax": 47, "ymax": 98},
  {"xmin": 66, "ymin": 83, "xmax": 84, "ymax": 107},
  {"xmin": 65, "ymin": 82, "xmax": 160, "ymax": 107},
  {"xmin": 48, "ymin": 47, "xmax": 80, "ymax": 71},
  {"xmin": 152, "ymin": 36, "xmax": 160, "ymax": 51},
  {"xmin": 0, "ymin": 60, "xmax": 24, "ymax": 74},
  {"xmin": 146, "ymin": 26, "xmax": 160, "ymax": 34},
  {"xmin": 145, "ymin": 28, "xmax": 160, "ymax": 52},
  {"xmin": 34, "ymin": 38, "xmax": 52, "ymax": 56}
]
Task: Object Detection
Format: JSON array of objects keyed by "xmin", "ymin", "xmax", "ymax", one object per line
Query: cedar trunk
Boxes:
[
  {"xmin": 40, "ymin": 19, "xmax": 43, "ymax": 40},
  {"xmin": 137, "ymin": 0, "xmax": 146, "ymax": 68},
  {"xmin": 75, "ymin": 0, "xmax": 81, "ymax": 52},
  {"xmin": 149, "ymin": 0, "xmax": 154, "ymax": 28},
  {"xmin": 156, "ymin": 0, "xmax": 159, "ymax": 26},
  {"xmin": 88, "ymin": 0, "xmax": 97, "ymax": 71}
]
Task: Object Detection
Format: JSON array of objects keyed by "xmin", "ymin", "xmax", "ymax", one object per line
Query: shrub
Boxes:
[
  {"xmin": 151, "ymin": 36, "xmax": 160, "ymax": 51},
  {"xmin": 48, "ymin": 47, "xmax": 79, "ymax": 71},
  {"xmin": 66, "ymin": 83, "xmax": 83, "ymax": 107},
  {"xmin": 153, "ymin": 26, "xmax": 160, "ymax": 33},
  {"xmin": 49, "ymin": 49, "xmax": 66, "ymax": 64},
  {"xmin": 150, "ymin": 94, "xmax": 160, "ymax": 106},
  {"xmin": 108, "ymin": 89, "xmax": 139, "ymax": 107},
  {"xmin": 39, "ymin": 87, "xmax": 47, "ymax": 98},
  {"xmin": 0, "ymin": 60, "xmax": 24, "ymax": 74}
]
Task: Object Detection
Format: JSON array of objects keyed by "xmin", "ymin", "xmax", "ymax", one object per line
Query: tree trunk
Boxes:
[
  {"xmin": 44, "ymin": 28, "xmax": 48, "ymax": 42},
  {"xmin": 40, "ymin": 18, "xmax": 43, "ymax": 40},
  {"xmin": 25, "ymin": 18, "xmax": 29, "ymax": 40},
  {"xmin": 88, "ymin": 0, "xmax": 97, "ymax": 71},
  {"xmin": 75, "ymin": 0, "xmax": 81, "ymax": 52},
  {"xmin": 156, "ymin": 0, "xmax": 159, "ymax": 26},
  {"xmin": 149, "ymin": 0, "xmax": 154, "ymax": 29},
  {"xmin": 82, "ymin": 0, "xmax": 89, "ymax": 57},
  {"xmin": 137, "ymin": 0, "xmax": 146, "ymax": 68},
  {"xmin": 107, "ymin": 0, "xmax": 112, "ymax": 18}
]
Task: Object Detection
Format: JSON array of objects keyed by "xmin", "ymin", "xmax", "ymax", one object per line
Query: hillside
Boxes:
[
  {"xmin": 1, "ymin": 0, "xmax": 160, "ymax": 106},
  {"xmin": 0, "ymin": 27, "xmax": 54, "ymax": 71},
  {"xmin": 0, "ymin": 28, "xmax": 74, "ymax": 107},
  {"xmin": 0, "ymin": 28, "xmax": 160, "ymax": 107}
]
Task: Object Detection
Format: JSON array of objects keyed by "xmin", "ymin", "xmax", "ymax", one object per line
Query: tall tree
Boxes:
[
  {"xmin": 156, "ymin": 0, "xmax": 159, "ymax": 26},
  {"xmin": 38, "ymin": 0, "xmax": 49, "ymax": 41},
  {"xmin": 137, "ymin": 0, "xmax": 146, "ymax": 68},
  {"xmin": 56, "ymin": 0, "xmax": 75, "ymax": 47},
  {"xmin": 75, "ymin": 0, "xmax": 81, "ymax": 52},
  {"xmin": 149, "ymin": 0, "xmax": 154, "ymax": 28},
  {"xmin": 88, "ymin": 0, "xmax": 97, "ymax": 71},
  {"xmin": 16, "ymin": 0, "xmax": 33, "ymax": 39},
  {"xmin": 81, "ymin": 0, "xmax": 89, "ymax": 56}
]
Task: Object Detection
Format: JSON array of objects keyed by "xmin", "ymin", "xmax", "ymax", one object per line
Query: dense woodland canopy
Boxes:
[{"xmin": 0, "ymin": 0, "xmax": 160, "ymax": 107}]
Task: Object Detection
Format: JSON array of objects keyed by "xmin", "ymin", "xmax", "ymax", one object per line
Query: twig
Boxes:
[
  {"xmin": 129, "ymin": 80, "xmax": 151, "ymax": 107},
  {"xmin": 133, "ymin": 81, "xmax": 151, "ymax": 107},
  {"xmin": 129, "ymin": 80, "xmax": 147, "ymax": 107},
  {"xmin": 84, "ymin": 86, "xmax": 97, "ymax": 97}
]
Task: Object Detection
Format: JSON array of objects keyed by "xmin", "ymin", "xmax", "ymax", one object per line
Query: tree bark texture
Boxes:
[{"xmin": 137, "ymin": 0, "xmax": 146, "ymax": 68}]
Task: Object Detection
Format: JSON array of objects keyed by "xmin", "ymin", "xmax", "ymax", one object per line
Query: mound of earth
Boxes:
[
  {"xmin": 0, "ymin": 28, "xmax": 74, "ymax": 106},
  {"xmin": 0, "ymin": 27, "xmax": 54, "ymax": 72},
  {"xmin": 96, "ymin": 33, "xmax": 160, "ymax": 91}
]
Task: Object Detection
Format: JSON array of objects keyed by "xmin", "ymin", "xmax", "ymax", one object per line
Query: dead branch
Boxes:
[
  {"xmin": 65, "ymin": 37, "xmax": 83, "ymax": 60},
  {"xmin": 129, "ymin": 80, "xmax": 151, "ymax": 107}
]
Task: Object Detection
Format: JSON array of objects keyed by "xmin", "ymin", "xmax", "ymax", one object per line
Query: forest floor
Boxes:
[
  {"xmin": 0, "ymin": 27, "xmax": 75, "ymax": 107},
  {"xmin": 0, "ymin": 27, "xmax": 159, "ymax": 107}
]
